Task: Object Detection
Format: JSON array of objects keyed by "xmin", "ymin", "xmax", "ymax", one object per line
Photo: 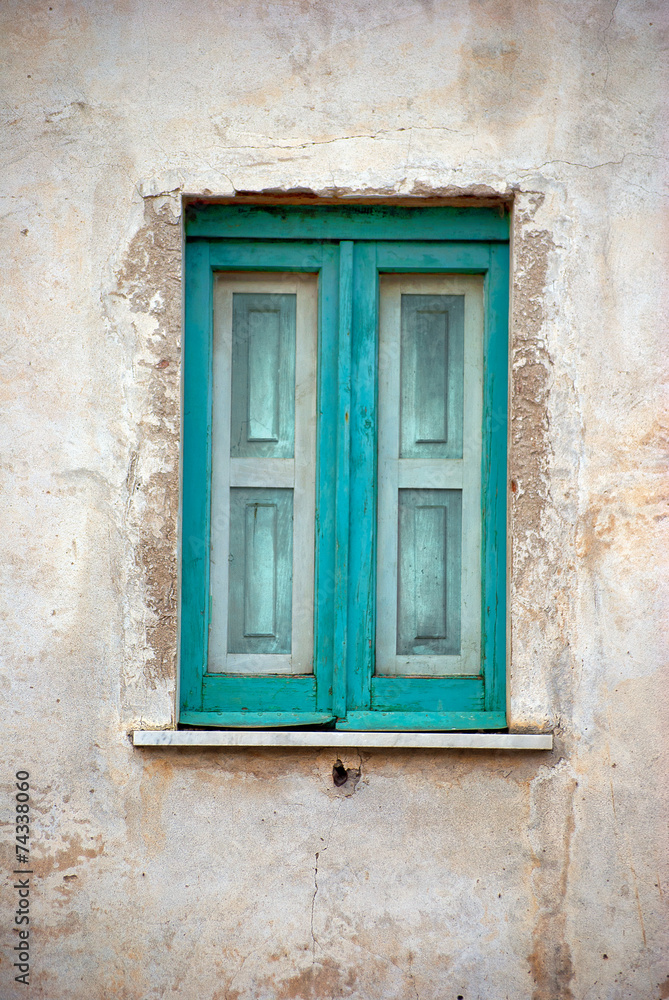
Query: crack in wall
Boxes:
[
  {"xmin": 310, "ymin": 798, "xmax": 343, "ymax": 966},
  {"xmin": 517, "ymin": 151, "xmax": 663, "ymax": 175},
  {"xmin": 207, "ymin": 123, "xmax": 475, "ymax": 154},
  {"xmin": 602, "ymin": 0, "xmax": 620, "ymax": 87}
]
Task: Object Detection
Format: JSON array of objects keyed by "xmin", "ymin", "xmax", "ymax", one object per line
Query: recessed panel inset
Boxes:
[
  {"xmin": 397, "ymin": 489, "xmax": 462, "ymax": 656},
  {"xmin": 230, "ymin": 293, "xmax": 296, "ymax": 457},
  {"xmin": 400, "ymin": 295, "xmax": 464, "ymax": 459},
  {"xmin": 244, "ymin": 502, "xmax": 277, "ymax": 637},
  {"xmin": 228, "ymin": 488, "xmax": 293, "ymax": 654}
]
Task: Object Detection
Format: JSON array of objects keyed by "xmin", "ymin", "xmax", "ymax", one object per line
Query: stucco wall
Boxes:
[{"xmin": 1, "ymin": 2, "xmax": 668, "ymax": 998}]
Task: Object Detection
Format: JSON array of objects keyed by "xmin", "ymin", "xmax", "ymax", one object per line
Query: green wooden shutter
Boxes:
[{"xmin": 180, "ymin": 207, "xmax": 509, "ymax": 731}]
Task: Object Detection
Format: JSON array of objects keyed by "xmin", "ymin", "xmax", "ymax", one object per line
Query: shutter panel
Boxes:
[
  {"xmin": 376, "ymin": 275, "xmax": 484, "ymax": 677},
  {"xmin": 209, "ymin": 274, "xmax": 317, "ymax": 675}
]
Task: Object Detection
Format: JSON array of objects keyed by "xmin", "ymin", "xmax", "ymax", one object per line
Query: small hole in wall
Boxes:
[{"xmin": 332, "ymin": 760, "xmax": 348, "ymax": 786}]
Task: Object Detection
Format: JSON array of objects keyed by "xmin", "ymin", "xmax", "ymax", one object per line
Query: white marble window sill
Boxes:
[{"xmin": 132, "ymin": 730, "xmax": 553, "ymax": 750}]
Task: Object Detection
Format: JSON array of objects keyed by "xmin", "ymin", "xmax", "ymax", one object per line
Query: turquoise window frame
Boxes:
[{"xmin": 180, "ymin": 205, "xmax": 509, "ymax": 731}]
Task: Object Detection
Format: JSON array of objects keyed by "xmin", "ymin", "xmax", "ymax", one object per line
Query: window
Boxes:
[{"xmin": 181, "ymin": 205, "xmax": 509, "ymax": 731}]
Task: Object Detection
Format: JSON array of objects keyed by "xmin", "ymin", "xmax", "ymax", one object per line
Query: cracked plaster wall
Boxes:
[{"xmin": 1, "ymin": 1, "xmax": 668, "ymax": 998}]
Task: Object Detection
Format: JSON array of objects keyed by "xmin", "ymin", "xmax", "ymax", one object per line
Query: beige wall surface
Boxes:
[{"xmin": 1, "ymin": 2, "xmax": 668, "ymax": 998}]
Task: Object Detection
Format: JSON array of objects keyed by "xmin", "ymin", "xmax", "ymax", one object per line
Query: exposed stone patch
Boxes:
[
  {"xmin": 509, "ymin": 192, "xmax": 554, "ymax": 576},
  {"xmin": 507, "ymin": 190, "xmax": 584, "ymax": 732},
  {"xmin": 114, "ymin": 198, "xmax": 181, "ymax": 691}
]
